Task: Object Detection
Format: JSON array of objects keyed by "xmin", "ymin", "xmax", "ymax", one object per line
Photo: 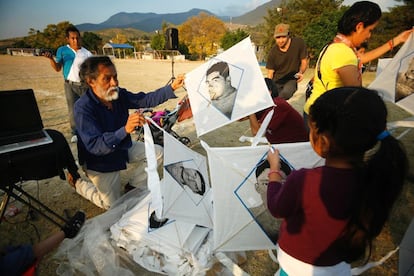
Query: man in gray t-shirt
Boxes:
[{"xmin": 266, "ymin": 23, "xmax": 308, "ymax": 100}]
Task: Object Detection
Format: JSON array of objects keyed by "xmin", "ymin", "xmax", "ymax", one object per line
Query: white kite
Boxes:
[
  {"xmin": 201, "ymin": 141, "xmax": 324, "ymax": 252},
  {"xmin": 185, "ymin": 36, "xmax": 274, "ymax": 137},
  {"xmin": 110, "ymin": 193, "xmax": 212, "ymax": 275},
  {"xmin": 162, "ymin": 123, "xmax": 214, "ymax": 228},
  {"xmin": 108, "ymin": 120, "xmax": 214, "ymax": 274},
  {"xmin": 369, "ymin": 33, "xmax": 414, "ymax": 114}
]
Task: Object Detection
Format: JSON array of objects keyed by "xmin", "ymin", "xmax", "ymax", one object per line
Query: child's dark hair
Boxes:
[
  {"xmin": 337, "ymin": 1, "xmax": 382, "ymax": 35},
  {"xmin": 309, "ymin": 87, "xmax": 408, "ymax": 263}
]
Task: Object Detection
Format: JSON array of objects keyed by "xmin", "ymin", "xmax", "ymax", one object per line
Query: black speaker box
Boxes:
[{"xmin": 165, "ymin": 28, "xmax": 179, "ymax": 50}]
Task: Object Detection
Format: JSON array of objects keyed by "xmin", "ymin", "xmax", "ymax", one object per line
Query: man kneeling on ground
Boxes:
[{"xmin": 72, "ymin": 56, "xmax": 185, "ymax": 209}]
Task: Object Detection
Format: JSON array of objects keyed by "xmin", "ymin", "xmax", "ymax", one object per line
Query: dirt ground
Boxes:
[{"xmin": 0, "ymin": 55, "xmax": 413, "ymax": 275}]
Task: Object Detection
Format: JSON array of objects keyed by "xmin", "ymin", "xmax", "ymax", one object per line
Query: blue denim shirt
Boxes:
[{"xmin": 74, "ymin": 86, "xmax": 176, "ymax": 172}]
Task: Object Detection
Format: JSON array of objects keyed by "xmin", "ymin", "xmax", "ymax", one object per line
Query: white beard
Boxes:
[{"xmin": 105, "ymin": 87, "xmax": 119, "ymax": 101}]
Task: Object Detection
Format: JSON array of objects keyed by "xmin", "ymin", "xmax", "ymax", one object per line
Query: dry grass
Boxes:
[{"xmin": 0, "ymin": 55, "xmax": 413, "ymax": 275}]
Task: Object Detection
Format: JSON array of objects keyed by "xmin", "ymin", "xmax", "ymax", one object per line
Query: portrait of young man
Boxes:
[
  {"xmin": 205, "ymin": 61, "xmax": 238, "ymax": 119},
  {"xmin": 165, "ymin": 161, "xmax": 207, "ymax": 204}
]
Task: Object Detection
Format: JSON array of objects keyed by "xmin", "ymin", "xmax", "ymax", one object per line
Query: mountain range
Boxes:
[{"xmin": 76, "ymin": 0, "xmax": 282, "ymax": 33}]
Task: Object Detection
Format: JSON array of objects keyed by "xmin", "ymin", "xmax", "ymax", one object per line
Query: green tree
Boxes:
[
  {"xmin": 151, "ymin": 32, "xmax": 165, "ymax": 50},
  {"xmin": 19, "ymin": 21, "xmax": 72, "ymax": 50},
  {"xmin": 82, "ymin": 32, "xmax": 103, "ymax": 53},
  {"xmin": 302, "ymin": 7, "xmax": 346, "ymax": 65},
  {"xmin": 178, "ymin": 42, "xmax": 189, "ymax": 56},
  {"xmin": 179, "ymin": 12, "xmax": 226, "ymax": 60},
  {"xmin": 220, "ymin": 29, "xmax": 250, "ymax": 50},
  {"xmin": 12, "ymin": 39, "xmax": 31, "ymax": 48},
  {"xmin": 282, "ymin": 0, "xmax": 343, "ymax": 35},
  {"xmin": 42, "ymin": 21, "xmax": 72, "ymax": 49},
  {"xmin": 22, "ymin": 28, "xmax": 42, "ymax": 48}
]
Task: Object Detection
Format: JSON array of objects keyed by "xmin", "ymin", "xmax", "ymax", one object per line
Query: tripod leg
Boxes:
[
  {"xmin": 165, "ymin": 51, "xmax": 176, "ymax": 85},
  {"xmin": 166, "ymin": 77, "xmax": 175, "ymax": 86}
]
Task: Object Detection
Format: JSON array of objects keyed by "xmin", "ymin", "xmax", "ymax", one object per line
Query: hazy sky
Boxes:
[{"xmin": 0, "ymin": 0, "xmax": 401, "ymax": 40}]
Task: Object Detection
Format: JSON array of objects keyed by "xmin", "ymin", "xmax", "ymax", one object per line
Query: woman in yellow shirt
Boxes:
[{"xmin": 304, "ymin": 1, "xmax": 413, "ymax": 117}]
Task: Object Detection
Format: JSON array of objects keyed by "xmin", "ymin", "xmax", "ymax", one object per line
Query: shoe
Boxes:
[
  {"xmin": 70, "ymin": 135, "xmax": 78, "ymax": 143},
  {"xmin": 62, "ymin": 210, "xmax": 86, "ymax": 239}
]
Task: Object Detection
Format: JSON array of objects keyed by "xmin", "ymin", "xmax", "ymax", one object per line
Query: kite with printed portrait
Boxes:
[
  {"xmin": 369, "ymin": 33, "xmax": 414, "ymax": 114},
  {"xmin": 201, "ymin": 141, "xmax": 324, "ymax": 252},
  {"xmin": 185, "ymin": 37, "xmax": 274, "ymax": 137},
  {"xmin": 162, "ymin": 125, "xmax": 213, "ymax": 228}
]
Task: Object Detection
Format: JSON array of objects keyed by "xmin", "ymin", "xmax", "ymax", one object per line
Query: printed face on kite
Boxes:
[
  {"xmin": 182, "ymin": 167, "xmax": 205, "ymax": 195},
  {"xmin": 396, "ymin": 57, "xmax": 414, "ymax": 101},
  {"xmin": 167, "ymin": 163, "xmax": 206, "ymax": 196},
  {"xmin": 206, "ymin": 71, "xmax": 228, "ymax": 100}
]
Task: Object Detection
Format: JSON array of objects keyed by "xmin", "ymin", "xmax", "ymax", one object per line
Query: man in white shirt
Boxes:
[{"xmin": 43, "ymin": 25, "xmax": 92, "ymax": 143}]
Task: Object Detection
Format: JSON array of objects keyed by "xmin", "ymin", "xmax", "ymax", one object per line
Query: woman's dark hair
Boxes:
[
  {"xmin": 309, "ymin": 87, "xmax": 408, "ymax": 262},
  {"xmin": 338, "ymin": 1, "xmax": 382, "ymax": 35},
  {"xmin": 79, "ymin": 56, "xmax": 115, "ymax": 84}
]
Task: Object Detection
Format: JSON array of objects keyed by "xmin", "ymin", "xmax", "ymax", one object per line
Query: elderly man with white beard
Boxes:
[{"xmin": 73, "ymin": 56, "xmax": 185, "ymax": 209}]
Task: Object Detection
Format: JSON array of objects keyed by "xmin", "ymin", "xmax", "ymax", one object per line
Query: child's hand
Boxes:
[
  {"xmin": 267, "ymin": 148, "xmax": 284, "ymax": 182},
  {"xmin": 267, "ymin": 148, "xmax": 280, "ymax": 171}
]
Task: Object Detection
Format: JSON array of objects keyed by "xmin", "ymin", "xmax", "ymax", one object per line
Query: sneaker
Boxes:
[
  {"xmin": 70, "ymin": 135, "xmax": 78, "ymax": 143},
  {"xmin": 62, "ymin": 210, "xmax": 86, "ymax": 239}
]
